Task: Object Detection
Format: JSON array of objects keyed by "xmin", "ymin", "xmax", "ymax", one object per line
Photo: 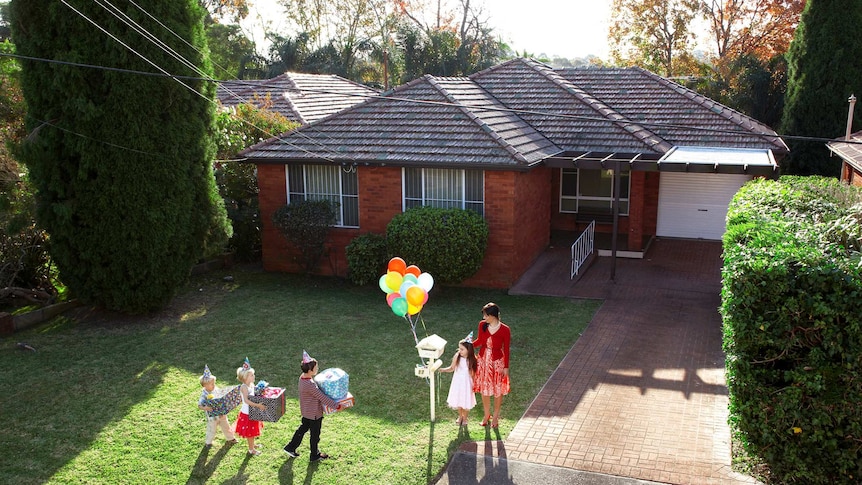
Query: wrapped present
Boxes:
[
  {"xmin": 202, "ymin": 385, "xmax": 242, "ymax": 418},
  {"xmin": 248, "ymin": 386, "xmax": 285, "ymax": 422},
  {"xmin": 313, "ymin": 368, "xmax": 349, "ymax": 401},
  {"xmin": 323, "ymin": 392, "xmax": 355, "ymax": 415}
]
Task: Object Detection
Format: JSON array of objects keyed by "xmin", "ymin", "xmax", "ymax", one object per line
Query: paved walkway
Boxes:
[{"xmin": 436, "ymin": 239, "xmax": 760, "ymax": 485}]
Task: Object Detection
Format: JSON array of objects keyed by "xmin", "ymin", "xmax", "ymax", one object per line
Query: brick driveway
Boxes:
[{"xmin": 501, "ymin": 239, "xmax": 760, "ymax": 484}]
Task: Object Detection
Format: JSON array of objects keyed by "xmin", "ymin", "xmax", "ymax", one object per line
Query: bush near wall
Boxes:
[
  {"xmin": 722, "ymin": 176, "xmax": 862, "ymax": 484},
  {"xmin": 386, "ymin": 206, "xmax": 488, "ymax": 285},
  {"xmin": 345, "ymin": 233, "xmax": 388, "ymax": 285}
]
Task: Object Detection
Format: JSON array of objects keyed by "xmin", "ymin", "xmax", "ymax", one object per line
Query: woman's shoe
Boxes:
[
  {"xmin": 491, "ymin": 416, "xmax": 499, "ymax": 428},
  {"xmin": 479, "ymin": 415, "xmax": 491, "ymax": 427}
]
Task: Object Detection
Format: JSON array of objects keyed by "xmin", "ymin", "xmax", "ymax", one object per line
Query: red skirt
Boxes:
[
  {"xmin": 234, "ymin": 411, "xmax": 263, "ymax": 438},
  {"xmin": 473, "ymin": 346, "xmax": 510, "ymax": 396}
]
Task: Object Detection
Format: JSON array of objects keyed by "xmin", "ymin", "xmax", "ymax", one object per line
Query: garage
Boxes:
[{"xmin": 657, "ymin": 172, "xmax": 753, "ymax": 240}]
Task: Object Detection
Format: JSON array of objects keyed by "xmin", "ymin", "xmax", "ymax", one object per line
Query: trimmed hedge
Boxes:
[
  {"xmin": 722, "ymin": 176, "xmax": 862, "ymax": 483},
  {"xmin": 345, "ymin": 233, "xmax": 388, "ymax": 286},
  {"xmin": 386, "ymin": 206, "xmax": 488, "ymax": 285}
]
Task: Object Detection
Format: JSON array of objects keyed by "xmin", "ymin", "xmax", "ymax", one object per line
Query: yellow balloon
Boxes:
[
  {"xmin": 385, "ymin": 271, "xmax": 403, "ymax": 291},
  {"xmin": 407, "ymin": 302, "xmax": 422, "ymax": 315},
  {"xmin": 406, "ymin": 285, "xmax": 425, "ymax": 306}
]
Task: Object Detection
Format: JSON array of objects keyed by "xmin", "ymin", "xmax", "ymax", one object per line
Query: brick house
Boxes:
[
  {"xmin": 240, "ymin": 58, "xmax": 788, "ymax": 288},
  {"xmin": 827, "ymin": 131, "xmax": 862, "ymax": 186}
]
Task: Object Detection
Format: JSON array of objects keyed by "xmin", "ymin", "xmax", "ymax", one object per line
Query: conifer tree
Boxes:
[
  {"xmin": 781, "ymin": 0, "xmax": 862, "ymax": 176},
  {"xmin": 10, "ymin": 0, "xmax": 230, "ymax": 313}
]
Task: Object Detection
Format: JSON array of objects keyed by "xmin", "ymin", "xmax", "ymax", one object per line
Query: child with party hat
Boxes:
[
  {"xmin": 236, "ymin": 357, "xmax": 267, "ymax": 455},
  {"xmin": 197, "ymin": 365, "xmax": 237, "ymax": 447},
  {"xmin": 283, "ymin": 350, "xmax": 340, "ymax": 462}
]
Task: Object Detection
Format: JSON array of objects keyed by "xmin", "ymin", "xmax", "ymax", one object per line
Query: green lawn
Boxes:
[{"xmin": 0, "ymin": 265, "xmax": 600, "ymax": 484}]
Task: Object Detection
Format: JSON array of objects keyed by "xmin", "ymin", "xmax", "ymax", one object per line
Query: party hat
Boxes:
[
  {"xmin": 463, "ymin": 331, "xmax": 474, "ymax": 344},
  {"xmin": 302, "ymin": 350, "xmax": 313, "ymax": 364},
  {"xmin": 242, "ymin": 357, "xmax": 251, "ymax": 370},
  {"xmin": 202, "ymin": 364, "xmax": 212, "ymax": 380}
]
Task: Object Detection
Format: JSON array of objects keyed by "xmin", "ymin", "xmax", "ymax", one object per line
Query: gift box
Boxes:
[
  {"xmin": 248, "ymin": 386, "xmax": 286, "ymax": 422},
  {"xmin": 314, "ymin": 368, "xmax": 349, "ymax": 401},
  {"xmin": 323, "ymin": 392, "xmax": 355, "ymax": 415},
  {"xmin": 202, "ymin": 385, "xmax": 242, "ymax": 418}
]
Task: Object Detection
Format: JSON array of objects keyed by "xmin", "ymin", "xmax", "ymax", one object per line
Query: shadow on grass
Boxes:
[{"xmin": 185, "ymin": 441, "xmax": 235, "ymax": 484}]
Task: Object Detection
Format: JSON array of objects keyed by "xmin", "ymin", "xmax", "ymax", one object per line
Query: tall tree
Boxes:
[
  {"xmin": 701, "ymin": 0, "xmax": 804, "ymax": 65},
  {"xmin": 609, "ymin": 0, "xmax": 701, "ymax": 76},
  {"xmin": 206, "ymin": 22, "xmax": 256, "ymax": 79},
  {"xmin": 781, "ymin": 0, "xmax": 862, "ymax": 176},
  {"xmin": 10, "ymin": 0, "xmax": 231, "ymax": 313}
]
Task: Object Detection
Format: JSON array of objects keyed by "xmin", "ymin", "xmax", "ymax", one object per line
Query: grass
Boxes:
[{"xmin": 0, "ymin": 265, "xmax": 600, "ymax": 485}]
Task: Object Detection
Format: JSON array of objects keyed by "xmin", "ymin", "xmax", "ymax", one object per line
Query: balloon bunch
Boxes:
[{"xmin": 379, "ymin": 257, "xmax": 435, "ymax": 344}]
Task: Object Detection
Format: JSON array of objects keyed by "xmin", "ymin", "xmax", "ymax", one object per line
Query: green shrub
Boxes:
[
  {"xmin": 386, "ymin": 206, "xmax": 488, "ymax": 284},
  {"xmin": 345, "ymin": 233, "xmax": 387, "ymax": 286},
  {"xmin": 722, "ymin": 176, "xmax": 862, "ymax": 483},
  {"xmin": 272, "ymin": 199, "xmax": 337, "ymax": 273}
]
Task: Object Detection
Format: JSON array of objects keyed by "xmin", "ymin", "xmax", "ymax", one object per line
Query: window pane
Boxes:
[
  {"xmin": 579, "ymin": 169, "xmax": 612, "ymax": 197},
  {"xmin": 404, "ymin": 167, "xmax": 422, "ymax": 199},
  {"xmin": 560, "ymin": 198, "xmax": 578, "ymax": 212},
  {"xmin": 619, "ymin": 171, "xmax": 630, "ymax": 199},
  {"xmin": 287, "ymin": 165, "xmax": 304, "ymax": 202},
  {"xmin": 578, "ymin": 199, "xmax": 612, "ymax": 213},
  {"xmin": 561, "ymin": 168, "xmax": 578, "ymax": 197},
  {"xmin": 403, "ymin": 168, "xmax": 484, "ymax": 215},
  {"xmin": 465, "ymin": 170, "xmax": 483, "ymax": 203}
]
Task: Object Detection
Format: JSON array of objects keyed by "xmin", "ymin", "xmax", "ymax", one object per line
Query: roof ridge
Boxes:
[
  {"xmin": 529, "ymin": 63, "xmax": 673, "ymax": 153},
  {"xmin": 632, "ymin": 67, "xmax": 788, "ymax": 152},
  {"xmin": 425, "ymin": 75, "xmax": 530, "ymax": 164}
]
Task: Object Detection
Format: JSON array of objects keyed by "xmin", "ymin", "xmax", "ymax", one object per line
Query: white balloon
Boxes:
[{"xmin": 417, "ymin": 272, "xmax": 434, "ymax": 292}]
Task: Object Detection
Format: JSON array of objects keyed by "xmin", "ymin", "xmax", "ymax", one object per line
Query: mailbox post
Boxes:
[{"xmin": 414, "ymin": 334, "xmax": 447, "ymax": 421}]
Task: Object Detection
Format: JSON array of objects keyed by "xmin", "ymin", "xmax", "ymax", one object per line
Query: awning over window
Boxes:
[{"xmin": 544, "ymin": 146, "xmax": 779, "ymax": 176}]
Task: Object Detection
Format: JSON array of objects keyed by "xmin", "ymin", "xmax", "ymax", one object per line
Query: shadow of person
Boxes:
[
  {"xmin": 478, "ymin": 440, "xmax": 514, "ymax": 485},
  {"xmin": 185, "ymin": 441, "xmax": 236, "ymax": 484},
  {"xmin": 278, "ymin": 453, "xmax": 296, "ymax": 484},
  {"xmin": 303, "ymin": 460, "xmax": 319, "ymax": 485},
  {"xmin": 226, "ymin": 453, "xmax": 252, "ymax": 483}
]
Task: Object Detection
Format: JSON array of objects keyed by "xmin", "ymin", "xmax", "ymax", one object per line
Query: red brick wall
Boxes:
[{"xmin": 462, "ymin": 168, "xmax": 552, "ymax": 288}]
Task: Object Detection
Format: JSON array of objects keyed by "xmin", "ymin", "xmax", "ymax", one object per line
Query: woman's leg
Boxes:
[
  {"xmin": 481, "ymin": 394, "xmax": 491, "ymax": 425},
  {"xmin": 492, "ymin": 394, "xmax": 504, "ymax": 427}
]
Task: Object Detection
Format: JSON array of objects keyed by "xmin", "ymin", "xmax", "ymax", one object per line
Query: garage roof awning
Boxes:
[{"xmin": 544, "ymin": 146, "xmax": 779, "ymax": 176}]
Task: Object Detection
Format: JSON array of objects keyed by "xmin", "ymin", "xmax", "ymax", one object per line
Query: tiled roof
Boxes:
[
  {"xmin": 241, "ymin": 74, "xmax": 560, "ymax": 169},
  {"xmin": 826, "ymin": 131, "xmax": 862, "ymax": 172},
  {"xmin": 217, "ymin": 72, "xmax": 377, "ymax": 124},
  {"xmin": 240, "ymin": 58, "xmax": 788, "ymax": 167}
]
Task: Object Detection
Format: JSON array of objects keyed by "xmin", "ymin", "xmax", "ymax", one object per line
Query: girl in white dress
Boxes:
[{"xmin": 439, "ymin": 333, "xmax": 478, "ymax": 426}]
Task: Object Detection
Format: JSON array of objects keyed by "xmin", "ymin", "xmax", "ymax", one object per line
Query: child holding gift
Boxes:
[
  {"xmin": 235, "ymin": 357, "xmax": 267, "ymax": 456},
  {"xmin": 439, "ymin": 332, "xmax": 478, "ymax": 426},
  {"xmin": 197, "ymin": 365, "xmax": 238, "ymax": 447},
  {"xmin": 283, "ymin": 350, "xmax": 339, "ymax": 462}
]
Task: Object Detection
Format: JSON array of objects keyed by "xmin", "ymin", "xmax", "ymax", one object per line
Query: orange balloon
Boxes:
[
  {"xmin": 406, "ymin": 285, "xmax": 425, "ymax": 307},
  {"xmin": 388, "ymin": 257, "xmax": 407, "ymax": 275},
  {"xmin": 405, "ymin": 265, "xmax": 421, "ymax": 277}
]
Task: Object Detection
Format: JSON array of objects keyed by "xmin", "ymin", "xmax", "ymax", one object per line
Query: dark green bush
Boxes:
[
  {"xmin": 272, "ymin": 199, "xmax": 337, "ymax": 273},
  {"xmin": 386, "ymin": 206, "xmax": 488, "ymax": 284},
  {"xmin": 722, "ymin": 176, "xmax": 862, "ymax": 484},
  {"xmin": 345, "ymin": 233, "xmax": 387, "ymax": 285}
]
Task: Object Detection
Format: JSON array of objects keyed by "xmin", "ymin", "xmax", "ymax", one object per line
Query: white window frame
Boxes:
[
  {"xmin": 559, "ymin": 168, "xmax": 630, "ymax": 216},
  {"xmin": 285, "ymin": 164, "xmax": 359, "ymax": 228},
  {"xmin": 402, "ymin": 167, "xmax": 484, "ymax": 216}
]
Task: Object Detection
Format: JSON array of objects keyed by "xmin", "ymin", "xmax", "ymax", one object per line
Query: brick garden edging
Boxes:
[{"xmin": 0, "ymin": 299, "xmax": 80, "ymax": 336}]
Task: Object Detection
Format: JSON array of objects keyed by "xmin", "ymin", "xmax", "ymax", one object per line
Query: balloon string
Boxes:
[{"xmin": 405, "ymin": 315, "xmax": 418, "ymax": 345}]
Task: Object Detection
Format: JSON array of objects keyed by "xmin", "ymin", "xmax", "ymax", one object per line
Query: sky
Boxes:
[{"xmin": 241, "ymin": 0, "xmax": 612, "ymax": 61}]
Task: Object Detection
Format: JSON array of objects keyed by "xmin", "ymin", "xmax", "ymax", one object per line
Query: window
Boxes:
[
  {"xmin": 286, "ymin": 164, "xmax": 359, "ymax": 227},
  {"xmin": 560, "ymin": 168, "xmax": 629, "ymax": 215},
  {"xmin": 403, "ymin": 168, "xmax": 484, "ymax": 216}
]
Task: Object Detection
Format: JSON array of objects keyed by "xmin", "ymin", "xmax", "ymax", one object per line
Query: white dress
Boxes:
[{"xmin": 446, "ymin": 358, "xmax": 477, "ymax": 410}]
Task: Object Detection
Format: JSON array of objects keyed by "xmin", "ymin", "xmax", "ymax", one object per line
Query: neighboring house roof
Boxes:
[
  {"xmin": 240, "ymin": 58, "xmax": 788, "ymax": 170},
  {"xmin": 217, "ymin": 72, "xmax": 378, "ymax": 124},
  {"xmin": 826, "ymin": 131, "xmax": 862, "ymax": 172}
]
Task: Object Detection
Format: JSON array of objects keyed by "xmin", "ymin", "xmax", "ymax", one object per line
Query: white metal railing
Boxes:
[{"xmin": 571, "ymin": 220, "xmax": 595, "ymax": 279}]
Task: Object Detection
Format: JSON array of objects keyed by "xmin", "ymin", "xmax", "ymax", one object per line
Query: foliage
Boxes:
[
  {"xmin": 701, "ymin": 0, "xmax": 803, "ymax": 64},
  {"xmin": 205, "ymin": 22, "xmax": 256, "ymax": 79},
  {"xmin": 0, "ymin": 267, "xmax": 600, "ymax": 484},
  {"xmin": 200, "ymin": 0, "xmax": 249, "ymax": 24},
  {"xmin": 10, "ymin": 0, "xmax": 231, "ymax": 313},
  {"xmin": 345, "ymin": 232, "xmax": 388, "ymax": 285},
  {"xmin": 608, "ymin": 0, "xmax": 701, "ymax": 76},
  {"xmin": 272, "ymin": 199, "xmax": 338, "ymax": 273},
  {"xmin": 781, "ymin": 0, "xmax": 862, "ymax": 176},
  {"xmin": 214, "ymin": 103, "xmax": 297, "ymax": 262},
  {"xmin": 386, "ymin": 206, "xmax": 488, "ymax": 284},
  {"xmin": 722, "ymin": 176, "xmax": 862, "ymax": 483}
]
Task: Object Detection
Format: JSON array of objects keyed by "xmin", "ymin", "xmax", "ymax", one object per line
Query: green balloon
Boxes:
[{"xmin": 391, "ymin": 297, "xmax": 408, "ymax": 317}]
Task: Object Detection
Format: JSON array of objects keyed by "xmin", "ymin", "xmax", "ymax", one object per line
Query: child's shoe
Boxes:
[
  {"xmin": 310, "ymin": 452, "xmax": 329, "ymax": 462},
  {"xmin": 248, "ymin": 449, "xmax": 262, "ymax": 456}
]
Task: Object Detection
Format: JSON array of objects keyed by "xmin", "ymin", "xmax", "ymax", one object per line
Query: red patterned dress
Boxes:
[{"xmin": 473, "ymin": 321, "xmax": 510, "ymax": 396}]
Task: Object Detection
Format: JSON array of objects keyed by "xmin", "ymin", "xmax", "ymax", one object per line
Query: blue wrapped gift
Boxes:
[
  {"xmin": 202, "ymin": 385, "xmax": 242, "ymax": 417},
  {"xmin": 313, "ymin": 368, "xmax": 349, "ymax": 401}
]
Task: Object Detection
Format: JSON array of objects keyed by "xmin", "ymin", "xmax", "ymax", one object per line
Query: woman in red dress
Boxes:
[{"xmin": 473, "ymin": 302, "xmax": 510, "ymax": 428}]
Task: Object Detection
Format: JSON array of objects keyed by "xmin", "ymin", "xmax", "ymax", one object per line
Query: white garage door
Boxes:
[{"xmin": 657, "ymin": 172, "xmax": 752, "ymax": 240}]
